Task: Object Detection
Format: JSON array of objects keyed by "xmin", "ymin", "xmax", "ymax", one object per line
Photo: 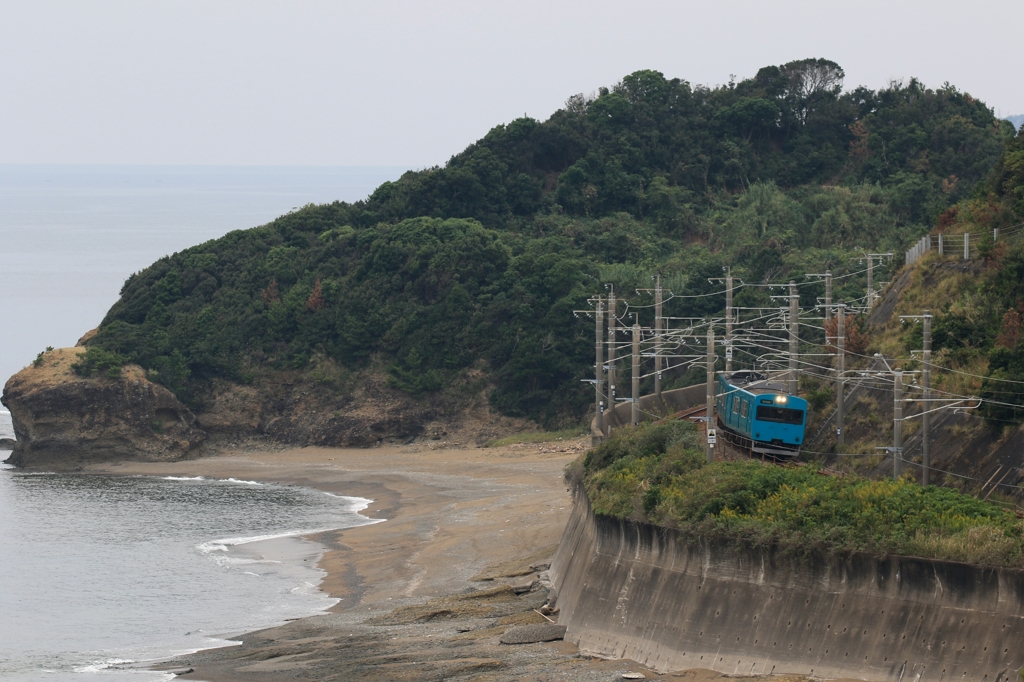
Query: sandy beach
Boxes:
[{"xmin": 83, "ymin": 438, "xmax": 664, "ymax": 681}]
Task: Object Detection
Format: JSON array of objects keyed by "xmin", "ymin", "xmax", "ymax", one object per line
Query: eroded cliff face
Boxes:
[{"xmin": 1, "ymin": 347, "xmax": 206, "ymax": 468}]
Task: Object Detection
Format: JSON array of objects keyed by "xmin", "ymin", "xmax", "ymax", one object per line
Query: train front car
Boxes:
[
  {"xmin": 749, "ymin": 391, "xmax": 808, "ymax": 460},
  {"xmin": 716, "ymin": 372, "xmax": 808, "ymax": 461}
]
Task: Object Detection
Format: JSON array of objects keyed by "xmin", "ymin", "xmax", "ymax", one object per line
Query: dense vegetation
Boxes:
[
  {"xmin": 884, "ymin": 123, "xmax": 1024, "ymax": 429},
  {"xmin": 570, "ymin": 420, "xmax": 1024, "ymax": 567},
  {"xmin": 85, "ymin": 60, "xmax": 1018, "ymax": 424}
]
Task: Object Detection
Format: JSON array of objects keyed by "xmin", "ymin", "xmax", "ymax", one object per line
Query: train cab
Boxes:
[{"xmin": 717, "ymin": 372, "xmax": 808, "ymax": 459}]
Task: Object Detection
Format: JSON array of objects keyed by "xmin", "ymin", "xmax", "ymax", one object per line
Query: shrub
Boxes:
[
  {"xmin": 71, "ymin": 347, "xmax": 130, "ymax": 379},
  {"xmin": 578, "ymin": 420, "xmax": 1024, "ymax": 567}
]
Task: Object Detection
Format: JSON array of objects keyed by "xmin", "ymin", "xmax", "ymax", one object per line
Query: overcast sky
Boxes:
[{"xmin": 2, "ymin": 0, "xmax": 1021, "ymax": 168}]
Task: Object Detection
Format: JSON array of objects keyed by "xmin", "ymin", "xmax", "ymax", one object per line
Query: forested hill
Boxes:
[{"xmin": 83, "ymin": 60, "xmax": 1020, "ymax": 426}]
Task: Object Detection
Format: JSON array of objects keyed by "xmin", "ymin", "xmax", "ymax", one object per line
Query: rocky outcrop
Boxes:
[{"xmin": 2, "ymin": 347, "xmax": 206, "ymax": 468}]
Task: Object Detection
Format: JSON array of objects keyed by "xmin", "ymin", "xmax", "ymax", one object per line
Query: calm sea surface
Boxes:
[
  {"xmin": 0, "ymin": 413, "xmax": 379, "ymax": 681},
  {"xmin": 0, "ymin": 166, "xmax": 405, "ymax": 680}
]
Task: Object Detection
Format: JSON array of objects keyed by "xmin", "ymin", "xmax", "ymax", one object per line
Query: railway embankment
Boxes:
[{"xmin": 550, "ymin": 486, "xmax": 1024, "ymax": 681}]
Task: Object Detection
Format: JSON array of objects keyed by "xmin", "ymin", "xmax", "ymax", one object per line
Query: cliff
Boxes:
[
  {"xmin": 1, "ymin": 347, "xmax": 206, "ymax": 468},
  {"xmin": 549, "ymin": 487, "xmax": 1024, "ymax": 681}
]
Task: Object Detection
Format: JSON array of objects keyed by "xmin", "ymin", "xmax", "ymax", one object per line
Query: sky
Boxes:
[{"xmin": 2, "ymin": 0, "xmax": 1022, "ymax": 169}]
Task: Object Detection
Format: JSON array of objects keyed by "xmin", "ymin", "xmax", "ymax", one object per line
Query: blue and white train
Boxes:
[{"xmin": 715, "ymin": 371, "xmax": 808, "ymax": 461}]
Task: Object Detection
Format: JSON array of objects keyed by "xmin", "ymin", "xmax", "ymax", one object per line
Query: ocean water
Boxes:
[
  {"xmin": 0, "ymin": 411, "xmax": 379, "ymax": 681},
  {"xmin": 0, "ymin": 167, "xmax": 404, "ymax": 680},
  {"xmin": 0, "ymin": 164, "xmax": 409, "ymax": 386}
]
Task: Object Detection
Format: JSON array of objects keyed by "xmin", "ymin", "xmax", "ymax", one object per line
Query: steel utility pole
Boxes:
[
  {"xmin": 654, "ymin": 276, "xmax": 663, "ymax": 399},
  {"xmin": 631, "ymin": 323, "xmax": 641, "ymax": 426},
  {"xmin": 789, "ymin": 280, "xmax": 799, "ymax": 394},
  {"xmin": 837, "ymin": 302, "xmax": 846, "ymax": 448},
  {"xmin": 706, "ymin": 326, "xmax": 715, "ymax": 463},
  {"xmin": 594, "ymin": 299, "xmax": 604, "ymax": 438},
  {"xmin": 867, "ymin": 257, "xmax": 874, "ymax": 309},
  {"xmin": 824, "ymin": 270, "xmax": 832, "ymax": 326},
  {"xmin": 922, "ymin": 311, "xmax": 932, "ymax": 486},
  {"xmin": 725, "ymin": 267, "xmax": 734, "ymax": 373},
  {"xmin": 607, "ymin": 291, "xmax": 617, "ymax": 406},
  {"xmin": 893, "ymin": 369, "xmax": 904, "ymax": 479},
  {"xmin": 862, "ymin": 252, "xmax": 892, "ymax": 309}
]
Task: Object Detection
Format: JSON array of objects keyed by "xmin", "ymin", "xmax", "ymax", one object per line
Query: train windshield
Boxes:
[{"xmin": 755, "ymin": 405, "xmax": 804, "ymax": 425}]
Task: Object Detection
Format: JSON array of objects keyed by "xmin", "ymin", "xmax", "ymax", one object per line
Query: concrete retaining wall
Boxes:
[
  {"xmin": 592, "ymin": 384, "xmax": 707, "ymax": 443},
  {"xmin": 550, "ymin": 490, "xmax": 1024, "ymax": 681}
]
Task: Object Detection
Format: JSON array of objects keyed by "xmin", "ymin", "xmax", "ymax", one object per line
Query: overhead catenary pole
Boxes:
[
  {"xmin": 938, "ymin": 234, "xmax": 944, "ymax": 257},
  {"xmin": 706, "ymin": 326, "xmax": 715, "ymax": 463},
  {"xmin": 631, "ymin": 323, "xmax": 641, "ymax": 426},
  {"xmin": 654, "ymin": 276, "xmax": 663, "ymax": 399},
  {"xmin": 594, "ymin": 299, "xmax": 605, "ymax": 439},
  {"xmin": 725, "ymin": 267, "xmax": 734, "ymax": 373},
  {"xmin": 837, "ymin": 302, "xmax": 846, "ymax": 448},
  {"xmin": 789, "ymin": 280, "xmax": 799, "ymax": 394},
  {"xmin": 824, "ymin": 270, "xmax": 832, "ymax": 327},
  {"xmin": 922, "ymin": 311, "xmax": 932, "ymax": 486},
  {"xmin": 607, "ymin": 291, "xmax": 617, "ymax": 406},
  {"xmin": 893, "ymin": 369, "xmax": 904, "ymax": 479},
  {"xmin": 867, "ymin": 256, "xmax": 875, "ymax": 309},
  {"xmin": 964, "ymin": 232, "xmax": 970, "ymax": 260}
]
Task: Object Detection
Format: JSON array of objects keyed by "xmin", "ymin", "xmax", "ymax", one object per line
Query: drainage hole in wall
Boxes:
[
  {"xmin": 755, "ymin": 640, "xmax": 758, "ymax": 644},
  {"xmin": 843, "ymin": 628, "xmax": 847, "ymax": 632}
]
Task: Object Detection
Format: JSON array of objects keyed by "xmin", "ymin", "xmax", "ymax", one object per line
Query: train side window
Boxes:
[
  {"xmin": 740, "ymin": 400, "xmax": 748, "ymax": 418},
  {"xmin": 732, "ymin": 396, "xmax": 740, "ymax": 415}
]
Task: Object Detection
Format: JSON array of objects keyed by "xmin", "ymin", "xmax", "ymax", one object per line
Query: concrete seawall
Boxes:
[
  {"xmin": 550, "ymin": 489, "xmax": 1024, "ymax": 681},
  {"xmin": 592, "ymin": 383, "xmax": 707, "ymax": 443}
]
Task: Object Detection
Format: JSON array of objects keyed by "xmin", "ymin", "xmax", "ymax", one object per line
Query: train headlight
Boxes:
[{"xmin": 774, "ymin": 395, "xmax": 788, "ymax": 404}]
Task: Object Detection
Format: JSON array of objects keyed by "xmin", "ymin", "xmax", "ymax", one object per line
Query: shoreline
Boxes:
[{"xmin": 85, "ymin": 438, "xmax": 668, "ymax": 681}]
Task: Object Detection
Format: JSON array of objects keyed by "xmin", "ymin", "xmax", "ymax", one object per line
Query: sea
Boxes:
[{"xmin": 0, "ymin": 165, "xmax": 409, "ymax": 680}]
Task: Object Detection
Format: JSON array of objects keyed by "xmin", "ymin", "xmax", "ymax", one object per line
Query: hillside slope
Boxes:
[{"xmin": 5, "ymin": 61, "xmax": 1020, "ymax": 458}]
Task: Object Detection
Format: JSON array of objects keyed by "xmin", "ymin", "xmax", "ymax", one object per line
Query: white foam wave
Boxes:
[
  {"xmin": 0, "ymin": 409, "xmax": 10, "ymax": 415},
  {"xmin": 74, "ymin": 657, "xmax": 136, "ymax": 673},
  {"xmin": 197, "ymin": 529, "xmax": 333, "ymax": 554},
  {"xmin": 324, "ymin": 492, "xmax": 375, "ymax": 513},
  {"xmin": 224, "ymin": 477, "xmax": 263, "ymax": 485},
  {"xmin": 162, "ymin": 475, "xmax": 205, "ymax": 481}
]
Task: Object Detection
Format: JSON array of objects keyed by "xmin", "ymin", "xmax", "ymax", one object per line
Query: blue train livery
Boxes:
[{"xmin": 715, "ymin": 371, "xmax": 808, "ymax": 460}]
